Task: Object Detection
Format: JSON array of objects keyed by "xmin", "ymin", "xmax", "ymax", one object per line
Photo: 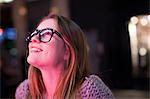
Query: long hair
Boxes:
[{"xmin": 28, "ymin": 14, "xmax": 90, "ymax": 99}]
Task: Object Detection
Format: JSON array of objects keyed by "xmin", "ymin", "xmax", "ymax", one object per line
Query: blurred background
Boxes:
[{"xmin": 0, "ymin": 0, "xmax": 149, "ymax": 98}]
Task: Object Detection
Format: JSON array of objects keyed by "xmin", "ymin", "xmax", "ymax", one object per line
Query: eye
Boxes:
[
  {"xmin": 40, "ymin": 30, "xmax": 53, "ymax": 42},
  {"xmin": 41, "ymin": 30, "xmax": 52, "ymax": 37}
]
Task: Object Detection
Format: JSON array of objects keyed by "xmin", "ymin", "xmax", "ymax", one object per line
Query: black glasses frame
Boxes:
[{"xmin": 26, "ymin": 28, "xmax": 62, "ymax": 43}]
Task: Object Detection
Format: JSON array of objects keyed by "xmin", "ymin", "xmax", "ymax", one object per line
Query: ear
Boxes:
[{"xmin": 64, "ymin": 44, "xmax": 70, "ymax": 60}]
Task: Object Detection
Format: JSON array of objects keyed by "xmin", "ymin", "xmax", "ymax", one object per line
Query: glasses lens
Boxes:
[{"xmin": 40, "ymin": 29, "xmax": 53, "ymax": 42}]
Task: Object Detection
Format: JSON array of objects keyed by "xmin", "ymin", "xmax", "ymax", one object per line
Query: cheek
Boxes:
[
  {"xmin": 42, "ymin": 45, "xmax": 57, "ymax": 63},
  {"xmin": 44, "ymin": 42, "xmax": 66, "ymax": 62}
]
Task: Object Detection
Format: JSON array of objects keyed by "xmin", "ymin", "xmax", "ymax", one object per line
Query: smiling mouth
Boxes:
[{"xmin": 30, "ymin": 47, "xmax": 43, "ymax": 52}]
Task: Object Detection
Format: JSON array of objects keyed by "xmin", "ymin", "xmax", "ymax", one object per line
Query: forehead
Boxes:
[{"xmin": 37, "ymin": 19, "xmax": 58, "ymax": 30}]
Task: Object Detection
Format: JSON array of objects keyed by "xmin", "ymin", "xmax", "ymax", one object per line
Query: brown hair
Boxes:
[{"xmin": 28, "ymin": 14, "xmax": 90, "ymax": 99}]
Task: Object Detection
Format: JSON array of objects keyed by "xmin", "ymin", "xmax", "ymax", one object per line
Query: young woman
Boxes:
[{"xmin": 15, "ymin": 14, "xmax": 115, "ymax": 99}]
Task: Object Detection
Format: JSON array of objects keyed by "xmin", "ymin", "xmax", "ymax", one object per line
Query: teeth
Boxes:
[{"xmin": 31, "ymin": 48, "xmax": 41, "ymax": 52}]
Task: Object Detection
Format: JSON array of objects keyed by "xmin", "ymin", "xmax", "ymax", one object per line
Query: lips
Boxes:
[{"xmin": 30, "ymin": 46, "xmax": 43, "ymax": 52}]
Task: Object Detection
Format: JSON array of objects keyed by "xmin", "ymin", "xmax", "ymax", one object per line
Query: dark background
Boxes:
[{"xmin": 0, "ymin": 0, "xmax": 149, "ymax": 98}]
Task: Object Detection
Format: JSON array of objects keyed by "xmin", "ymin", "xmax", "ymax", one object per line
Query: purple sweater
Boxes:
[{"xmin": 15, "ymin": 75, "xmax": 115, "ymax": 99}]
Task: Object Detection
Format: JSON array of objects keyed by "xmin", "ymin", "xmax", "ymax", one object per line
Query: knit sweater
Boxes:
[{"xmin": 15, "ymin": 75, "xmax": 115, "ymax": 99}]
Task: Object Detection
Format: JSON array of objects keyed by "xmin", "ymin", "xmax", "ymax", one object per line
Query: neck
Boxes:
[{"xmin": 40, "ymin": 65, "xmax": 64, "ymax": 98}]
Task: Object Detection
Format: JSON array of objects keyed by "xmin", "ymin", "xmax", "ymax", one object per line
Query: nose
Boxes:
[{"xmin": 30, "ymin": 35, "xmax": 40, "ymax": 43}]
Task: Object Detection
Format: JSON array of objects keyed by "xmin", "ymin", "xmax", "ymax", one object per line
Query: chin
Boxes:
[
  {"xmin": 27, "ymin": 56, "xmax": 39, "ymax": 66},
  {"xmin": 27, "ymin": 56, "xmax": 46, "ymax": 69}
]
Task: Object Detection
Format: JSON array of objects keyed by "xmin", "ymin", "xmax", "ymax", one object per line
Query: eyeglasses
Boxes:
[{"xmin": 26, "ymin": 28, "xmax": 63, "ymax": 43}]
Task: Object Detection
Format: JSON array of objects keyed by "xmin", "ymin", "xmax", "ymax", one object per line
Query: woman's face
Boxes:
[{"xmin": 27, "ymin": 19, "xmax": 67, "ymax": 69}]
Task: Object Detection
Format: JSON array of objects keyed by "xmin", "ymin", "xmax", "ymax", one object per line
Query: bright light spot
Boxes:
[
  {"xmin": 148, "ymin": 34, "xmax": 150, "ymax": 51},
  {"xmin": 148, "ymin": 15, "xmax": 150, "ymax": 22},
  {"xmin": 19, "ymin": 7, "xmax": 27, "ymax": 16},
  {"xmin": 140, "ymin": 17, "xmax": 148, "ymax": 26},
  {"xmin": 128, "ymin": 22, "xmax": 138, "ymax": 67},
  {"xmin": 139, "ymin": 47, "xmax": 147, "ymax": 56},
  {"xmin": 4, "ymin": 0, "xmax": 13, "ymax": 3},
  {"xmin": 0, "ymin": 0, "xmax": 13, "ymax": 3},
  {"xmin": 0, "ymin": 28, "xmax": 3, "ymax": 36},
  {"xmin": 128, "ymin": 23, "xmax": 136, "ymax": 36},
  {"xmin": 131, "ymin": 16, "xmax": 138, "ymax": 24}
]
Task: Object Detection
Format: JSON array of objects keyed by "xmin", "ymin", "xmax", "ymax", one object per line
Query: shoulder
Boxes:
[
  {"xmin": 78, "ymin": 75, "xmax": 115, "ymax": 99},
  {"xmin": 15, "ymin": 79, "xmax": 29, "ymax": 99}
]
